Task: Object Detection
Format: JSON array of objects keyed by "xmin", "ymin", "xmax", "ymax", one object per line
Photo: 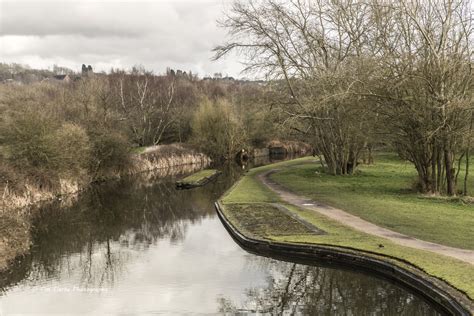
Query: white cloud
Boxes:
[{"xmin": 0, "ymin": 0, "xmax": 243, "ymax": 77}]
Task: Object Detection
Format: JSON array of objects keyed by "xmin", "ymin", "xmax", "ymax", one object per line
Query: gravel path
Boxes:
[{"xmin": 259, "ymin": 170, "xmax": 474, "ymax": 265}]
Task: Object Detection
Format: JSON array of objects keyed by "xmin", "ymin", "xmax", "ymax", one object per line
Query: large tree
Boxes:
[
  {"xmin": 214, "ymin": 0, "xmax": 376, "ymax": 175},
  {"xmin": 110, "ymin": 68, "xmax": 176, "ymax": 147},
  {"xmin": 216, "ymin": 0, "xmax": 473, "ymax": 192},
  {"xmin": 366, "ymin": 0, "xmax": 474, "ymax": 195}
]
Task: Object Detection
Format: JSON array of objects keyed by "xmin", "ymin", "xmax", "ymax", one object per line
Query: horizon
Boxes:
[{"xmin": 0, "ymin": 0, "xmax": 246, "ymax": 78}]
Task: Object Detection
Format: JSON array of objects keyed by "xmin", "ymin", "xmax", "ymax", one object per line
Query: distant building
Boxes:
[
  {"xmin": 81, "ymin": 64, "xmax": 93, "ymax": 77},
  {"xmin": 53, "ymin": 74, "xmax": 72, "ymax": 83},
  {"xmin": 41, "ymin": 74, "xmax": 73, "ymax": 84}
]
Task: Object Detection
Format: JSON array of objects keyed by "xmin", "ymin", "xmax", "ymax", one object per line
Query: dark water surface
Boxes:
[{"xmin": 0, "ymin": 160, "xmax": 442, "ymax": 315}]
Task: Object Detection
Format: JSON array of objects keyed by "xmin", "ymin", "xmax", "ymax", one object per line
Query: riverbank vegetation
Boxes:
[
  {"xmin": 0, "ymin": 68, "xmax": 287, "ymax": 207},
  {"xmin": 219, "ymin": 158, "xmax": 474, "ymax": 300}
]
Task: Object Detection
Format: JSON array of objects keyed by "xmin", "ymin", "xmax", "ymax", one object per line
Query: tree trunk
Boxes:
[
  {"xmin": 455, "ymin": 153, "xmax": 465, "ymax": 189},
  {"xmin": 464, "ymin": 113, "xmax": 473, "ymax": 195},
  {"xmin": 464, "ymin": 149, "xmax": 470, "ymax": 196},
  {"xmin": 431, "ymin": 145, "xmax": 438, "ymax": 191},
  {"xmin": 436, "ymin": 149, "xmax": 442, "ymax": 193},
  {"xmin": 444, "ymin": 148, "xmax": 455, "ymax": 196},
  {"xmin": 368, "ymin": 145, "xmax": 374, "ymax": 165}
]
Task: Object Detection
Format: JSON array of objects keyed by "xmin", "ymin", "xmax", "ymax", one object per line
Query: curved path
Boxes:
[{"xmin": 258, "ymin": 170, "xmax": 474, "ymax": 265}]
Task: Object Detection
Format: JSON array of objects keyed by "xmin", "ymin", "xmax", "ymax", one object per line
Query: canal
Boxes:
[{"xmin": 0, "ymin": 159, "xmax": 442, "ymax": 315}]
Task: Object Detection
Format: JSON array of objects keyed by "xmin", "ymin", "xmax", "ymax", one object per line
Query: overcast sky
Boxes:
[{"xmin": 0, "ymin": 0, "xmax": 245, "ymax": 77}]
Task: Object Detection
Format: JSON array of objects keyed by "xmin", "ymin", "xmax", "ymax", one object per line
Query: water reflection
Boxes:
[
  {"xmin": 1, "ymin": 164, "xmax": 238, "ymax": 291},
  {"xmin": 0, "ymin": 160, "xmax": 442, "ymax": 315},
  {"xmin": 218, "ymin": 259, "xmax": 440, "ymax": 315}
]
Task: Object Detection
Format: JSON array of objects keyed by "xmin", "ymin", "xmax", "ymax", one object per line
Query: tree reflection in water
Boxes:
[
  {"xmin": 0, "ymin": 163, "xmax": 241, "ymax": 292},
  {"xmin": 218, "ymin": 259, "xmax": 441, "ymax": 315}
]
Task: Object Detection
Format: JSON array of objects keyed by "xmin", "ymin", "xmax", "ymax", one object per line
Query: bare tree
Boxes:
[
  {"xmin": 216, "ymin": 0, "xmax": 473, "ymax": 190},
  {"xmin": 110, "ymin": 68, "xmax": 176, "ymax": 147},
  {"xmin": 214, "ymin": 0, "xmax": 376, "ymax": 175}
]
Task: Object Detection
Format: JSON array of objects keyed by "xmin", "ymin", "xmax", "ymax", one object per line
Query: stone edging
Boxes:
[{"xmin": 214, "ymin": 202, "xmax": 473, "ymax": 316}]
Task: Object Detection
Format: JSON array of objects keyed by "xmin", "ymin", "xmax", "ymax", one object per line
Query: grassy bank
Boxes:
[
  {"xmin": 220, "ymin": 157, "xmax": 474, "ymax": 300},
  {"xmin": 271, "ymin": 153, "xmax": 474, "ymax": 250}
]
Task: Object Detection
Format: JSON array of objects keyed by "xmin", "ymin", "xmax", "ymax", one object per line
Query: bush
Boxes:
[
  {"xmin": 191, "ymin": 98, "xmax": 247, "ymax": 160},
  {"xmin": 0, "ymin": 111, "xmax": 59, "ymax": 170},
  {"xmin": 88, "ymin": 130, "xmax": 131, "ymax": 179},
  {"xmin": 51, "ymin": 123, "xmax": 91, "ymax": 181},
  {"xmin": 0, "ymin": 110, "xmax": 92, "ymax": 180}
]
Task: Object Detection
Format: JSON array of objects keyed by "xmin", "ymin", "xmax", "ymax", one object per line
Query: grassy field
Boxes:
[
  {"xmin": 220, "ymin": 157, "xmax": 474, "ymax": 299},
  {"xmin": 271, "ymin": 154, "xmax": 474, "ymax": 250}
]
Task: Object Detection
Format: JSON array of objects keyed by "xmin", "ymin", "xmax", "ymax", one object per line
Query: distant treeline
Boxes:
[{"xmin": 0, "ymin": 63, "xmax": 73, "ymax": 83}]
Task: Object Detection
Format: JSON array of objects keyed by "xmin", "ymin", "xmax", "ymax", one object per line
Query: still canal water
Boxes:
[{"xmin": 0, "ymin": 159, "xmax": 442, "ymax": 315}]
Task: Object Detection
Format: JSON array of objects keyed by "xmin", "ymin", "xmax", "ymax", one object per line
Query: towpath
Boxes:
[{"xmin": 258, "ymin": 170, "xmax": 474, "ymax": 265}]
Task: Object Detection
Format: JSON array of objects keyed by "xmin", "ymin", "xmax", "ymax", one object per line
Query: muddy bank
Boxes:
[{"xmin": 0, "ymin": 144, "xmax": 211, "ymax": 271}]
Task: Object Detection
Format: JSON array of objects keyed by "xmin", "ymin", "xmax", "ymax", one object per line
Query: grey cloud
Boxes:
[
  {"xmin": 0, "ymin": 0, "xmax": 243, "ymax": 77},
  {"xmin": 0, "ymin": 2, "xmax": 154, "ymax": 37}
]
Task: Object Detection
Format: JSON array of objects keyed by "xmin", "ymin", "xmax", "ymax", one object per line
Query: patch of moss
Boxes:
[
  {"xmin": 223, "ymin": 203, "xmax": 317, "ymax": 239},
  {"xmin": 177, "ymin": 169, "xmax": 220, "ymax": 187}
]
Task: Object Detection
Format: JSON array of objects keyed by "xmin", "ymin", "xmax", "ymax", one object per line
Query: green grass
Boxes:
[
  {"xmin": 271, "ymin": 153, "xmax": 474, "ymax": 250},
  {"xmin": 179, "ymin": 169, "xmax": 219, "ymax": 185},
  {"xmin": 220, "ymin": 156, "xmax": 474, "ymax": 299},
  {"xmin": 221, "ymin": 157, "xmax": 314, "ymax": 204}
]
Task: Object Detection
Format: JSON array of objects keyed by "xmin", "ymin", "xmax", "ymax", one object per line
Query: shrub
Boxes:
[
  {"xmin": 0, "ymin": 111, "xmax": 59, "ymax": 170},
  {"xmin": 0, "ymin": 110, "xmax": 92, "ymax": 178},
  {"xmin": 191, "ymin": 98, "xmax": 247, "ymax": 160},
  {"xmin": 51, "ymin": 123, "xmax": 91, "ymax": 181},
  {"xmin": 88, "ymin": 130, "xmax": 131, "ymax": 179}
]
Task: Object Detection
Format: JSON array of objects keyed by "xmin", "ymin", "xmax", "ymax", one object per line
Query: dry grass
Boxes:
[
  {"xmin": 0, "ymin": 211, "xmax": 31, "ymax": 271},
  {"xmin": 133, "ymin": 143, "xmax": 211, "ymax": 173}
]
